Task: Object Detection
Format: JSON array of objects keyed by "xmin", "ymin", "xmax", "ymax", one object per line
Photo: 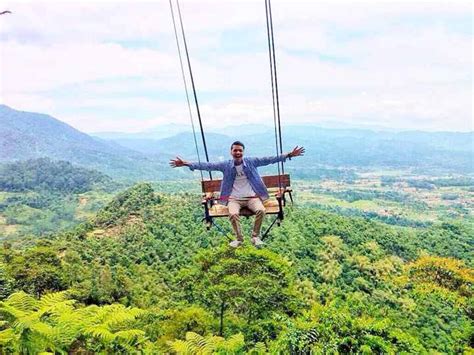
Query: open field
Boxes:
[
  {"xmin": 1, "ymin": 169, "xmax": 472, "ymax": 238},
  {"xmin": 294, "ymin": 170, "xmax": 473, "ymax": 227}
]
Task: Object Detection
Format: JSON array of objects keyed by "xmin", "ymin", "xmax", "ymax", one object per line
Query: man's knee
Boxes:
[
  {"xmin": 229, "ymin": 212, "xmax": 240, "ymax": 222},
  {"xmin": 255, "ymin": 208, "xmax": 266, "ymax": 217}
]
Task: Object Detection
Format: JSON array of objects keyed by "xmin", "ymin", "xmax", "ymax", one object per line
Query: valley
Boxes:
[{"xmin": 0, "ymin": 106, "xmax": 472, "ymax": 353}]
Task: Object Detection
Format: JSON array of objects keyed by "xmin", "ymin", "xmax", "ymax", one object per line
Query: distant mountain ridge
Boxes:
[
  {"xmin": 0, "ymin": 105, "xmax": 139, "ymax": 160},
  {"xmin": 103, "ymin": 124, "xmax": 473, "ymax": 175},
  {"xmin": 1, "ymin": 105, "xmax": 472, "ymax": 178},
  {"xmin": 0, "ymin": 105, "xmax": 175, "ymax": 180}
]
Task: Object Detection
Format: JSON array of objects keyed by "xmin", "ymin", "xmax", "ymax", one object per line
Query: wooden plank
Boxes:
[
  {"xmin": 202, "ymin": 174, "xmax": 290, "ymax": 193},
  {"xmin": 202, "ymin": 179, "xmax": 222, "ymax": 192},
  {"xmin": 208, "ymin": 199, "xmax": 281, "ymax": 217},
  {"xmin": 261, "ymin": 174, "xmax": 291, "ymax": 187}
]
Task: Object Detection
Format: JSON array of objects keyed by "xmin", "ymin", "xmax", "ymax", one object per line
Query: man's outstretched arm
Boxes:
[
  {"xmin": 252, "ymin": 146, "xmax": 305, "ymax": 167},
  {"xmin": 169, "ymin": 157, "xmax": 225, "ymax": 172}
]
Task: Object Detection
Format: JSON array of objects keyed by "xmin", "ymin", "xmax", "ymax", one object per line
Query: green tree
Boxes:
[
  {"xmin": 0, "ymin": 262, "xmax": 14, "ymax": 300},
  {"xmin": 7, "ymin": 245, "xmax": 65, "ymax": 297},
  {"xmin": 178, "ymin": 246, "xmax": 302, "ymax": 341}
]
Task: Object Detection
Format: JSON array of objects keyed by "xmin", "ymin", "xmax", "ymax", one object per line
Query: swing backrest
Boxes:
[{"xmin": 201, "ymin": 174, "xmax": 291, "ymax": 195}]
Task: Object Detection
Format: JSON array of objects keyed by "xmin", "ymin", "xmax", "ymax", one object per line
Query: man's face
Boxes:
[{"xmin": 231, "ymin": 144, "xmax": 244, "ymax": 160}]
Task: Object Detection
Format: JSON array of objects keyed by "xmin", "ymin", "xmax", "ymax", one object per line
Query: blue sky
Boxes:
[{"xmin": 0, "ymin": 0, "xmax": 472, "ymax": 133}]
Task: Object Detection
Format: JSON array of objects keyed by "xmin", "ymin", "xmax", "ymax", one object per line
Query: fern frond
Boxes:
[
  {"xmin": 0, "ymin": 328, "xmax": 18, "ymax": 345},
  {"xmin": 5, "ymin": 291, "xmax": 37, "ymax": 312},
  {"xmin": 204, "ymin": 335, "xmax": 226, "ymax": 353},
  {"xmin": 38, "ymin": 292, "xmax": 69, "ymax": 309},
  {"xmin": 73, "ymin": 305, "xmax": 100, "ymax": 326},
  {"xmin": 49, "ymin": 324, "xmax": 78, "ymax": 348},
  {"xmin": 223, "ymin": 333, "xmax": 245, "ymax": 351},
  {"xmin": 125, "ymin": 306, "xmax": 146, "ymax": 318},
  {"xmin": 91, "ymin": 304, "xmax": 143, "ymax": 327},
  {"xmin": 208, "ymin": 335, "xmax": 225, "ymax": 348},
  {"xmin": 185, "ymin": 332, "xmax": 205, "ymax": 353},
  {"xmin": 0, "ymin": 302, "xmax": 28, "ymax": 322},
  {"xmin": 37, "ymin": 292, "xmax": 75, "ymax": 317},
  {"xmin": 46, "ymin": 302, "xmax": 76, "ymax": 321},
  {"xmin": 12, "ymin": 312, "xmax": 41, "ymax": 333},
  {"xmin": 103, "ymin": 310, "xmax": 141, "ymax": 327},
  {"xmin": 87, "ymin": 304, "xmax": 112, "ymax": 323},
  {"xmin": 114, "ymin": 329, "xmax": 146, "ymax": 345},
  {"xmin": 24, "ymin": 331, "xmax": 53, "ymax": 354},
  {"xmin": 84, "ymin": 325, "xmax": 116, "ymax": 343},
  {"xmin": 250, "ymin": 341, "xmax": 267, "ymax": 354},
  {"xmin": 30, "ymin": 322, "xmax": 54, "ymax": 337},
  {"xmin": 168, "ymin": 339, "xmax": 191, "ymax": 354}
]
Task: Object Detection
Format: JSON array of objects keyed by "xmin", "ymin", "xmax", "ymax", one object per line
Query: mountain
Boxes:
[
  {"xmin": 111, "ymin": 125, "xmax": 473, "ymax": 175},
  {"xmin": 92, "ymin": 123, "xmax": 273, "ymax": 141},
  {"xmin": 92, "ymin": 123, "xmax": 193, "ymax": 140},
  {"xmin": 106, "ymin": 132, "xmax": 234, "ymax": 159},
  {"xmin": 0, "ymin": 105, "xmax": 135, "ymax": 160},
  {"xmin": 0, "ymin": 105, "xmax": 173, "ymax": 180},
  {"xmin": 2, "ymin": 104, "xmax": 472, "ymax": 180}
]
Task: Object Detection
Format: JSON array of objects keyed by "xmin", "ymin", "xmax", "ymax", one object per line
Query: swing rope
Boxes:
[
  {"xmin": 265, "ymin": 0, "xmax": 285, "ymax": 191},
  {"xmin": 171, "ymin": 0, "xmax": 285, "ymax": 185},
  {"xmin": 169, "ymin": 0, "xmax": 203, "ymax": 181},
  {"xmin": 174, "ymin": 0, "xmax": 212, "ymax": 180}
]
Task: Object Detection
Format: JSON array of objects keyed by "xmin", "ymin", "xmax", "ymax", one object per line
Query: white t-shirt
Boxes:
[{"xmin": 230, "ymin": 164, "xmax": 256, "ymax": 198}]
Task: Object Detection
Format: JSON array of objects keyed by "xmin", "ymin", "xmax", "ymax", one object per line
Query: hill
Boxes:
[
  {"xmin": 0, "ymin": 105, "xmax": 140, "ymax": 162},
  {"xmin": 0, "ymin": 105, "xmax": 172, "ymax": 180},
  {"xmin": 0, "ymin": 183, "xmax": 472, "ymax": 353},
  {"xmin": 0, "ymin": 158, "xmax": 114, "ymax": 193},
  {"xmin": 0, "ymin": 159, "xmax": 121, "ymax": 237}
]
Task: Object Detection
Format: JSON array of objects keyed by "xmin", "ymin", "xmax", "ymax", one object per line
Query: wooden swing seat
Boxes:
[{"xmin": 201, "ymin": 174, "xmax": 291, "ymax": 218}]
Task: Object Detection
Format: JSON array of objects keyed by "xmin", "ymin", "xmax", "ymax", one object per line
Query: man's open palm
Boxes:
[
  {"xmin": 290, "ymin": 146, "xmax": 305, "ymax": 157},
  {"xmin": 170, "ymin": 156, "xmax": 188, "ymax": 168}
]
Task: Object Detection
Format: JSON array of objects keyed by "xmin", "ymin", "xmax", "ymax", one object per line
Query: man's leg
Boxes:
[
  {"xmin": 228, "ymin": 200, "xmax": 243, "ymax": 241},
  {"xmin": 247, "ymin": 198, "xmax": 266, "ymax": 238}
]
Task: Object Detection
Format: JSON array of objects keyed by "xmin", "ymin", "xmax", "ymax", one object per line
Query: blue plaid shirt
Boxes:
[{"xmin": 189, "ymin": 154, "xmax": 289, "ymax": 205}]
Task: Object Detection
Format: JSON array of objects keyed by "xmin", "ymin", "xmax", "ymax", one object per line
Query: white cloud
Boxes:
[
  {"xmin": 0, "ymin": 0, "xmax": 471, "ymax": 132},
  {"xmin": 0, "ymin": 41, "xmax": 179, "ymax": 92}
]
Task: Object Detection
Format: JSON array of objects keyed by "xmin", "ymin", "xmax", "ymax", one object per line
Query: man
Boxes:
[{"xmin": 170, "ymin": 141, "xmax": 305, "ymax": 247}]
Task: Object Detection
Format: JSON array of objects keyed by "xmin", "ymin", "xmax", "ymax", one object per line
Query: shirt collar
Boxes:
[{"xmin": 231, "ymin": 158, "xmax": 247, "ymax": 168}]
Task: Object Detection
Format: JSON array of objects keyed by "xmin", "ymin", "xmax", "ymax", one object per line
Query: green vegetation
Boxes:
[
  {"xmin": 0, "ymin": 159, "xmax": 120, "ymax": 237},
  {"xmin": 297, "ymin": 172, "xmax": 473, "ymax": 227},
  {"xmin": 1, "ymin": 183, "xmax": 472, "ymax": 353},
  {"xmin": 0, "ymin": 158, "xmax": 114, "ymax": 193},
  {"xmin": 1, "ymin": 107, "xmax": 472, "ymax": 352}
]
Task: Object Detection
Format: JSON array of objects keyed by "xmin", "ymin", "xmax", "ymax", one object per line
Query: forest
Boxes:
[
  {"xmin": 1, "ymin": 180, "xmax": 472, "ymax": 353},
  {"xmin": 0, "ymin": 159, "xmax": 119, "ymax": 236}
]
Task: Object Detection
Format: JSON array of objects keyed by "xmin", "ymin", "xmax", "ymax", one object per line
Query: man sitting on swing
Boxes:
[{"xmin": 170, "ymin": 141, "xmax": 305, "ymax": 247}]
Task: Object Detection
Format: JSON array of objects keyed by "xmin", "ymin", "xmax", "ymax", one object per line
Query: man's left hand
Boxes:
[{"xmin": 288, "ymin": 146, "xmax": 305, "ymax": 158}]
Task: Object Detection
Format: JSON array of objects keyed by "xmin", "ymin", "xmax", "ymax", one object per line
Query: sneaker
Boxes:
[
  {"xmin": 251, "ymin": 236, "xmax": 264, "ymax": 247},
  {"xmin": 229, "ymin": 240, "xmax": 243, "ymax": 248}
]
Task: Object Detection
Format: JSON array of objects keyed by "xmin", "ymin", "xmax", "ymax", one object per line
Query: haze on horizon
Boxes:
[{"xmin": 0, "ymin": 0, "xmax": 472, "ymax": 133}]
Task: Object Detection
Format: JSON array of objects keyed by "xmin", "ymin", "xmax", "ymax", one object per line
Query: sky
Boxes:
[{"xmin": 0, "ymin": 0, "xmax": 472, "ymax": 133}]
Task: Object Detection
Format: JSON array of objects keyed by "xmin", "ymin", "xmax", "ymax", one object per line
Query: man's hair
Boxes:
[{"xmin": 230, "ymin": 141, "xmax": 245, "ymax": 150}]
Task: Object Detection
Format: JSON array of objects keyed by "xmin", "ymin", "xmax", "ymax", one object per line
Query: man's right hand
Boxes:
[{"xmin": 169, "ymin": 156, "xmax": 189, "ymax": 168}]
